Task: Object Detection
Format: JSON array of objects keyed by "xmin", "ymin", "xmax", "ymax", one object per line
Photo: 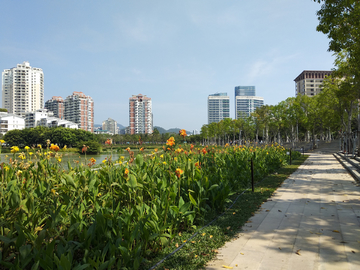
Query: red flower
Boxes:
[
  {"xmin": 105, "ymin": 139, "xmax": 112, "ymax": 145},
  {"xmin": 82, "ymin": 145, "xmax": 88, "ymax": 153},
  {"xmin": 175, "ymin": 168, "xmax": 184, "ymax": 178}
]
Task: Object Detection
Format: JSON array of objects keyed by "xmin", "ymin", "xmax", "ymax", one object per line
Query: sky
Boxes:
[{"xmin": 0, "ymin": 0, "xmax": 334, "ymax": 132}]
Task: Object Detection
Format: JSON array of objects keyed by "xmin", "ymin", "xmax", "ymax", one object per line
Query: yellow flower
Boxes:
[
  {"xmin": 57, "ymin": 158, "xmax": 62, "ymax": 162},
  {"xmin": 51, "ymin": 189, "xmax": 56, "ymax": 195},
  {"xmin": 120, "ymin": 156, "xmax": 125, "ymax": 160},
  {"xmin": 0, "ymin": 139, "xmax": 5, "ymax": 144},
  {"xmin": 24, "ymin": 146, "xmax": 30, "ymax": 151},
  {"xmin": 163, "ymin": 162, "xmax": 167, "ymax": 165},
  {"xmin": 18, "ymin": 153, "xmax": 26, "ymax": 160},
  {"xmin": 37, "ymin": 144, "xmax": 42, "ymax": 149},
  {"xmin": 102, "ymin": 160, "xmax": 106, "ymax": 163},
  {"xmin": 11, "ymin": 146, "xmax": 19, "ymax": 153},
  {"xmin": 4, "ymin": 166, "xmax": 9, "ymax": 171},
  {"xmin": 160, "ymin": 154, "xmax": 164, "ymax": 159},
  {"xmin": 63, "ymin": 145, "xmax": 67, "ymax": 150},
  {"xmin": 174, "ymin": 157, "xmax": 177, "ymax": 161}
]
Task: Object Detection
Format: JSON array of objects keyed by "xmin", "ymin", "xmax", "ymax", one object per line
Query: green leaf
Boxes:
[
  {"xmin": 63, "ymin": 173, "xmax": 77, "ymax": 188},
  {"xmin": 208, "ymin": 184, "xmax": 219, "ymax": 191},
  {"xmin": 135, "ymin": 154, "xmax": 143, "ymax": 167},
  {"xmin": 19, "ymin": 245, "xmax": 32, "ymax": 268},
  {"xmin": 127, "ymin": 174, "xmax": 138, "ymax": 189},
  {"xmin": 188, "ymin": 193, "xmax": 197, "ymax": 206},
  {"xmin": 35, "ymin": 229, "xmax": 46, "ymax": 250},
  {"xmin": 9, "ymin": 192, "xmax": 20, "ymax": 208},
  {"xmin": 0, "ymin": 235, "xmax": 13, "ymax": 245},
  {"xmin": 73, "ymin": 264, "xmax": 91, "ymax": 270}
]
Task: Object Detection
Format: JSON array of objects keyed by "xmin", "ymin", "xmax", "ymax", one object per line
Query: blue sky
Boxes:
[{"xmin": 0, "ymin": 0, "xmax": 334, "ymax": 132}]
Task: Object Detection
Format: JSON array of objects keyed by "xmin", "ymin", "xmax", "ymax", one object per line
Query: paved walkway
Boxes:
[{"xmin": 206, "ymin": 148, "xmax": 360, "ymax": 269}]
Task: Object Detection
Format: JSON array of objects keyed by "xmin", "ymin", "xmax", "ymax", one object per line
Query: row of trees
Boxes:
[
  {"xmin": 200, "ymin": 78, "xmax": 357, "ymax": 148},
  {"xmin": 1, "ymin": 126, "xmax": 204, "ymax": 149},
  {"xmin": 199, "ymin": 1, "xmax": 360, "ymax": 150}
]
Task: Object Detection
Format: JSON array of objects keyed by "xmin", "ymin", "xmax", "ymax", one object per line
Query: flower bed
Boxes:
[{"xmin": 0, "ymin": 138, "xmax": 299, "ymax": 269}]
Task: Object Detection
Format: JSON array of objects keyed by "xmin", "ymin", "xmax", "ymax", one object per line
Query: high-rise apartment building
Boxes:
[
  {"xmin": 102, "ymin": 118, "xmax": 118, "ymax": 134},
  {"xmin": 2, "ymin": 61, "xmax": 44, "ymax": 116},
  {"xmin": 294, "ymin": 70, "xmax": 332, "ymax": 97},
  {"xmin": 235, "ymin": 86, "xmax": 264, "ymax": 119},
  {"xmin": 45, "ymin": 96, "xmax": 64, "ymax": 119},
  {"xmin": 64, "ymin": 91, "xmax": 94, "ymax": 132},
  {"xmin": 235, "ymin": 96, "xmax": 264, "ymax": 119},
  {"xmin": 207, "ymin": 93, "xmax": 230, "ymax": 124},
  {"xmin": 129, "ymin": 94, "xmax": 152, "ymax": 134},
  {"xmin": 235, "ymin": 86, "xmax": 255, "ymax": 97}
]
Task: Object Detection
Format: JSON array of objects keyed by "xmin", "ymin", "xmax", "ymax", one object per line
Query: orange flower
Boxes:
[
  {"xmin": 202, "ymin": 148, "xmax": 207, "ymax": 154},
  {"xmin": 179, "ymin": 129, "xmax": 187, "ymax": 138},
  {"xmin": 175, "ymin": 168, "xmax": 184, "ymax": 178},
  {"xmin": 126, "ymin": 147, "xmax": 130, "ymax": 152},
  {"xmin": 190, "ymin": 144, "xmax": 194, "ymax": 150},
  {"xmin": 105, "ymin": 139, "xmax": 112, "ymax": 145},
  {"xmin": 140, "ymin": 147, "xmax": 144, "ymax": 151},
  {"xmin": 195, "ymin": 161, "xmax": 201, "ymax": 168},
  {"xmin": 124, "ymin": 168, "xmax": 129, "ymax": 178},
  {"xmin": 50, "ymin": 144, "xmax": 60, "ymax": 152},
  {"xmin": 166, "ymin": 137, "xmax": 175, "ymax": 147}
]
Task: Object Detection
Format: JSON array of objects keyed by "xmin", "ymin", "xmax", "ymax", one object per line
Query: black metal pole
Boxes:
[{"xmin": 251, "ymin": 157, "xmax": 254, "ymax": 192}]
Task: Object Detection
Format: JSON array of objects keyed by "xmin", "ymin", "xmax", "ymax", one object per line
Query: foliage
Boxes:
[
  {"xmin": 0, "ymin": 137, "xmax": 298, "ymax": 269},
  {"xmin": 76, "ymin": 140, "xmax": 102, "ymax": 155},
  {"xmin": 3, "ymin": 127, "xmax": 96, "ymax": 148}
]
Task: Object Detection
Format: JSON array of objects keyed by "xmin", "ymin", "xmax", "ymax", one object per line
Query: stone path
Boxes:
[{"xmin": 206, "ymin": 151, "xmax": 360, "ymax": 270}]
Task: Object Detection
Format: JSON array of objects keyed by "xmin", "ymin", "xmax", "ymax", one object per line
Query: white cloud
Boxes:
[{"xmin": 246, "ymin": 53, "xmax": 298, "ymax": 83}]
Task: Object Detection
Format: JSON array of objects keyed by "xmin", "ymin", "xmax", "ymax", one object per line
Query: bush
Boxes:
[{"xmin": 76, "ymin": 140, "xmax": 102, "ymax": 154}]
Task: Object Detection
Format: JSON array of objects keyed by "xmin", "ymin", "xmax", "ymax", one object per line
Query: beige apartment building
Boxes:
[
  {"xmin": 294, "ymin": 70, "xmax": 333, "ymax": 97},
  {"xmin": 2, "ymin": 61, "xmax": 44, "ymax": 116},
  {"xmin": 45, "ymin": 92, "xmax": 94, "ymax": 132},
  {"xmin": 129, "ymin": 94, "xmax": 152, "ymax": 134}
]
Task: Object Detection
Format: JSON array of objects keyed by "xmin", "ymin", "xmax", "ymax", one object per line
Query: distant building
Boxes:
[
  {"xmin": 294, "ymin": 70, "xmax": 333, "ymax": 97},
  {"xmin": 0, "ymin": 112, "xmax": 25, "ymax": 135},
  {"xmin": 235, "ymin": 96, "xmax": 264, "ymax": 119},
  {"xmin": 45, "ymin": 96, "xmax": 64, "ymax": 119},
  {"xmin": 235, "ymin": 86, "xmax": 255, "ymax": 97},
  {"xmin": 129, "ymin": 94, "xmax": 153, "ymax": 134},
  {"xmin": 2, "ymin": 61, "xmax": 44, "ymax": 116},
  {"xmin": 207, "ymin": 93, "xmax": 230, "ymax": 124},
  {"xmin": 102, "ymin": 118, "xmax": 118, "ymax": 135},
  {"xmin": 234, "ymin": 86, "xmax": 264, "ymax": 119},
  {"xmin": 64, "ymin": 91, "xmax": 94, "ymax": 132},
  {"xmin": 25, "ymin": 109, "xmax": 78, "ymax": 129}
]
